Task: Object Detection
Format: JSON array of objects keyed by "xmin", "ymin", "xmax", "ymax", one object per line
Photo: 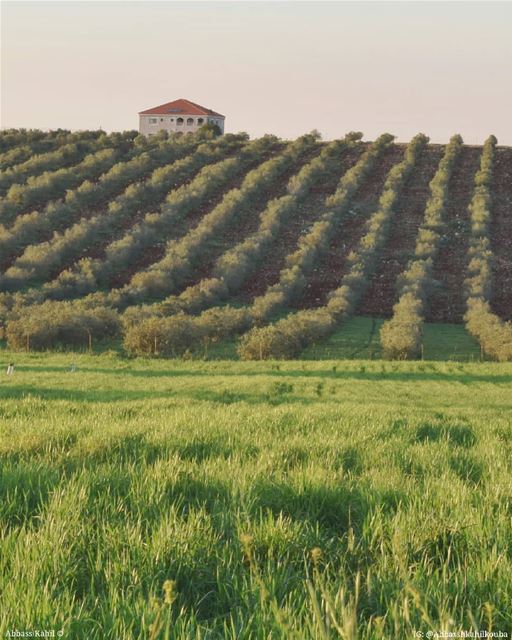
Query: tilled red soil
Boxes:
[
  {"xmin": 357, "ymin": 145, "xmax": 445, "ymax": 317},
  {"xmin": 490, "ymin": 147, "xmax": 512, "ymax": 320},
  {"xmin": 234, "ymin": 144, "xmax": 367, "ymax": 303},
  {"xmin": 295, "ymin": 144, "xmax": 406, "ymax": 310},
  {"xmin": 426, "ymin": 146, "xmax": 482, "ymax": 323}
]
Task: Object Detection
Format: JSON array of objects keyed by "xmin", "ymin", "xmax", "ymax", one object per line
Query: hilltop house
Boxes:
[{"xmin": 138, "ymin": 98, "xmax": 225, "ymax": 136}]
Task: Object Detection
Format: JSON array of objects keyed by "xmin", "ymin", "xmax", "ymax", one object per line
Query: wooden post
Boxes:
[
  {"xmin": 87, "ymin": 329, "xmax": 92, "ymax": 353},
  {"xmin": 26, "ymin": 333, "xmax": 30, "ymax": 352}
]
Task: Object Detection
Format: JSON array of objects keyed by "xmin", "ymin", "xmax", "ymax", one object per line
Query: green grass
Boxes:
[
  {"xmin": 422, "ymin": 322, "xmax": 482, "ymax": 361},
  {"xmin": 301, "ymin": 316, "xmax": 385, "ymax": 359},
  {"xmin": 1, "ymin": 351, "xmax": 511, "ymax": 638},
  {"xmin": 168, "ymin": 316, "xmax": 484, "ymax": 362},
  {"xmin": 302, "ymin": 316, "xmax": 483, "ymax": 361}
]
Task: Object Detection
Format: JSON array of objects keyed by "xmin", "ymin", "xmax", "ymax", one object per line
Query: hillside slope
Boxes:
[{"xmin": 1, "ymin": 129, "xmax": 511, "ymax": 359}]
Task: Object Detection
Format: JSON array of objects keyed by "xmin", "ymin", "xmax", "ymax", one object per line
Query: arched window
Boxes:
[
  {"xmin": 186, "ymin": 118, "xmax": 194, "ymax": 125},
  {"xmin": 197, "ymin": 118, "xmax": 204, "ymax": 125},
  {"xmin": 176, "ymin": 118, "xmax": 184, "ymax": 126}
]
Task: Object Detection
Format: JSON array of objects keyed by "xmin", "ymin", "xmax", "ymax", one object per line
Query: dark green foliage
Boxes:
[{"xmin": 198, "ymin": 122, "xmax": 222, "ymax": 137}]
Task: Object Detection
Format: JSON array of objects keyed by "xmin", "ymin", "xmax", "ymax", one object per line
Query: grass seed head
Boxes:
[
  {"xmin": 310, "ymin": 547, "xmax": 323, "ymax": 566},
  {"xmin": 163, "ymin": 579, "xmax": 177, "ymax": 604}
]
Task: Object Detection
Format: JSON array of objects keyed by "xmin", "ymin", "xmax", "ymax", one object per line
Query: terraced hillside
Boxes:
[{"xmin": 1, "ymin": 128, "xmax": 511, "ymax": 360}]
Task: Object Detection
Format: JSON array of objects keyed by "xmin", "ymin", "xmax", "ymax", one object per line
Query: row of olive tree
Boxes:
[
  {"xmin": 1, "ymin": 290, "xmax": 248, "ymax": 356},
  {"xmin": 0, "ymin": 129, "xmax": 107, "ymax": 171},
  {"xmin": 0, "ymin": 133, "xmax": 206, "ymax": 269},
  {"xmin": 123, "ymin": 307, "xmax": 252, "ymax": 357},
  {"xmin": 98, "ymin": 134, "xmax": 283, "ymax": 299},
  {"xmin": 118, "ymin": 134, "xmax": 320, "ymax": 304},
  {"xmin": 41, "ymin": 133, "xmax": 268, "ymax": 301},
  {"xmin": 463, "ymin": 135, "xmax": 512, "ymax": 360},
  {"xmin": 0, "ymin": 134, "xmax": 249, "ymax": 293},
  {"xmin": 0, "ymin": 128, "xmax": 108, "ymax": 152},
  {"xmin": 379, "ymin": 134, "xmax": 463, "ymax": 358},
  {"xmin": 0, "ymin": 132, "xmax": 126, "ymax": 195},
  {"xmin": 5, "ymin": 300, "xmax": 121, "ymax": 352},
  {"xmin": 0, "ymin": 145, "xmax": 41, "ymax": 172},
  {"xmin": 236, "ymin": 133, "xmax": 430, "ymax": 359},
  {"xmin": 0, "ymin": 129, "xmax": 60, "ymax": 153},
  {"xmin": 246, "ymin": 133, "xmax": 395, "ymax": 323},
  {"xmin": 153, "ymin": 133, "xmax": 361, "ymax": 316},
  {"xmin": 0, "ymin": 148, "xmax": 123, "ymax": 225},
  {"xmin": 121, "ymin": 133, "xmax": 398, "ymax": 356}
]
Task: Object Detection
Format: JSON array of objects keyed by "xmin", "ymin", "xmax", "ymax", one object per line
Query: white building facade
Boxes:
[{"xmin": 139, "ymin": 98, "xmax": 225, "ymax": 136}]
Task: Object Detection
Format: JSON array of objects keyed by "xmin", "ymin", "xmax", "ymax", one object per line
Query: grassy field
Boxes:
[
  {"xmin": 301, "ymin": 316, "xmax": 483, "ymax": 361},
  {"xmin": 1, "ymin": 351, "xmax": 511, "ymax": 638},
  {"xmin": 204, "ymin": 316, "xmax": 484, "ymax": 362}
]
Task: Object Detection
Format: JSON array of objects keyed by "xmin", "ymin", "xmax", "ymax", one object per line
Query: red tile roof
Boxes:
[{"xmin": 139, "ymin": 98, "xmax": 224, "ymax": 117}]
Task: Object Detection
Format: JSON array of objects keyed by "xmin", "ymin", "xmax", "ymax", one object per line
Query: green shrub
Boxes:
[
  {"xmin": 123, "ymin": 314, "xmax": 203, "ymax": 357},
  {"xmin": 6, "ymin": 301, "xmax": 121, "ymax": 351}
]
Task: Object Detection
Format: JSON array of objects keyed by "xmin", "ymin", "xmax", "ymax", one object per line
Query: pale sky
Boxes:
[{"xmin": 1, "ymin": 1, "xmax": 512, "ymax": 144}]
